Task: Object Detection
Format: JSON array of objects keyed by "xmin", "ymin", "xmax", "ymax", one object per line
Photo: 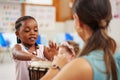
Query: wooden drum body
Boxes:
[
  {"xmin": 28, "ymin": 66, "xmax": 48, "ymax": 80},
  {"xmin": 28, "ymin": 61, "xmax": 51, "ymax": 80}
]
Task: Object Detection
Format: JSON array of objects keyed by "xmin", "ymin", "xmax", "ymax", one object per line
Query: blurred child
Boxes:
[
  {"xmin": 41, "ymin": 40, "xmax": 80, "ymax": 80},
  {"xmin": 12, "ymin": 16, "xmax": 57, "ymax": 80},
  {"xmin": 52, "ymin": 40, "xmax": 81, "ymax": 69},
  {"xmin": 58, "ymin": 40, "xmax": 80, "ymax": 61}
]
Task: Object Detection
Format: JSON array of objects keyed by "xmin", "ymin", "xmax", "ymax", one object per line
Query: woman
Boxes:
[{"xmin": 41, "ymin": 0, "xmax": 120, "ymax": 80}]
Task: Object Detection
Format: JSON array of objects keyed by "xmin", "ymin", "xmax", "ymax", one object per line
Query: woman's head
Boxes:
[
  {"xmin": 73, "ymin": 0, "xmax": 112, "ymax": 42},
  {"xmin": 73, "ymin": 0, "xmax": 116, "ymax": 54},
  {"xmin": 73, "ymin": 0, "xmax": 112, "ymax": 32},
  {"xmin": 15, "ymin": 16, "xmax": 39, "ymax": 46}
]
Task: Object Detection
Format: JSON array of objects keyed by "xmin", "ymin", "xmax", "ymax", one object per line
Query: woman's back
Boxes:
[{"xmin": 83, "ymin": 49, "xmax": 120, "ymax": 80}]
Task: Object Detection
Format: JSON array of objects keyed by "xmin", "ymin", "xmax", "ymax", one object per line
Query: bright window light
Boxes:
[{"xmin": 26, "ymin": 0, "xmax": 53, "ymax": 5}]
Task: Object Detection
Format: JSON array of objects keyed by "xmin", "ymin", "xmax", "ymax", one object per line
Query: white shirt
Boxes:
[{"xmin": 14, "ymin": 44, "xmax": 45, "ymax": 80}]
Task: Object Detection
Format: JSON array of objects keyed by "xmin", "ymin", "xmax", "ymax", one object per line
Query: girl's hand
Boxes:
[
  {"xmin": 49, "ymin": 40, "xmax": 58, "ymax": 49},
  {"xmin": 44, "ymin": 41, "xmax": 59, "ymax": 61}
]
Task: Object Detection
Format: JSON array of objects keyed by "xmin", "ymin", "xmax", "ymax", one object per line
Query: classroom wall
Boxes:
[
  {"xmin": 39, "ymin": 20, "xmax": 75, "ymax": 40},
  {"xmin": 109, "ymin": 18, "xmax": 120, "ymax": 48},
  {"xmin": 2, "ymin": 18, "xmax": 120, "ymax": 48},
  {"xmin": 0, "ymin": 1, "xmax": 120, "ymax": 48}
]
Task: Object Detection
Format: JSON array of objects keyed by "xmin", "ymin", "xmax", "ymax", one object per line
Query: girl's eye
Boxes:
[
  {"xmin": 24, "ymin": 28, "xmax": 30, "ymax": 32},
  {"xmin": 34, "ymin": 28, "xmax": 38, "ymax": 32},
  {"xmin": 34, "ymin": 29, "xmax": 38, "ymax": 32}
]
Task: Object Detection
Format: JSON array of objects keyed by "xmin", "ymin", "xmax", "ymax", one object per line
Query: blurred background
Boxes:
[{"xmin": 0, "ymin": 0, "xmax": 120, "ymax": 80}]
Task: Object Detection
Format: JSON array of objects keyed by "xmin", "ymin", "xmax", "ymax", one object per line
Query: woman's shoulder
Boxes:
[
  {"xmin": 71, "ymin": 58, "xmax": 92, "ymax": 69},
  {"xmin": 70, "ymin": 58, "xmax": 92, "ymax": 74},
  {"xmin": 56, "ymin": 58, "xmax": 92, "ymax": 80}
]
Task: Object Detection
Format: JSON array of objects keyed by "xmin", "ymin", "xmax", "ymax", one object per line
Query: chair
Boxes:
[
  {"xmin": 0, "ymin": 32, "xmax": 11, "ymax": 63},
  {"xmin": 65, "ymin": 33, "xmax": 73, "ymax": 41},
  {"xmin": 36, "ymin": 35, "xmax": 41, "ymax": 44},
  {"xmin": 36, "ymin": 34, "xmax": 49, "ymax": 46},
  {"xmin": 0, "ymin": 33, "xmax": 9, "ymax": 47}
]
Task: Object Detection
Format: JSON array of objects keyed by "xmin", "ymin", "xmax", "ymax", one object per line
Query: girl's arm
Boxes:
[{"xmin": 12, "ymin": 44, "xmax": 42, "ymax": 61}]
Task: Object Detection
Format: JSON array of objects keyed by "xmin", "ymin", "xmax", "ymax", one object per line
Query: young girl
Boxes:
[{"xmin": 12, "ymin": 16, "xmax": 57, "ymax": 80}]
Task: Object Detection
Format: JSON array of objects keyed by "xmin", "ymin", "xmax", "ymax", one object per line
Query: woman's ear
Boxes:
[
  {"xmin": 73, "ymin": 13, "xmax": 84, "ymax": 29},
  {"xmin": 73, "ymin": 13, "xmax": 80, "ymax": 28}
]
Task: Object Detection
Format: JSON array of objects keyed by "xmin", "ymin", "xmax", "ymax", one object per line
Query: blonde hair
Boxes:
[{"xmin": 60, "ymin": 40, "xmax": 80, "ymax": 55}]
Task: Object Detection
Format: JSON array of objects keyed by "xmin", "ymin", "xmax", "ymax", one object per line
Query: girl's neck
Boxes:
[
  {"xmin": 23, "ymin": 44, "xmax": 38, "ymax": 56},
  {"xmin": 23, "ymin": 44, "xmax": 35, "ymax": 50}
]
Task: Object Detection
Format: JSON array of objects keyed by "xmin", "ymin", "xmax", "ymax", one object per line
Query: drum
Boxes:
[{"xmin": 28, "ymin": 61, "xmax": 51, "ymax": 80}]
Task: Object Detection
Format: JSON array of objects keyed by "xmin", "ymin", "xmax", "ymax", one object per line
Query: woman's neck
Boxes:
[{"xmin": 82, "ymin": 26, "xmax": 93, "ymax": 43}]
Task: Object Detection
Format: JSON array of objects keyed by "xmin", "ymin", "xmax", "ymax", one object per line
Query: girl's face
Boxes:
[
  {"xmin": 16, "ymin": 19, "xmax": 38, "ymax": 46},
  {"xmin": 58, "ymin": 47, "xmax": 75, "ymax": 61}
]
